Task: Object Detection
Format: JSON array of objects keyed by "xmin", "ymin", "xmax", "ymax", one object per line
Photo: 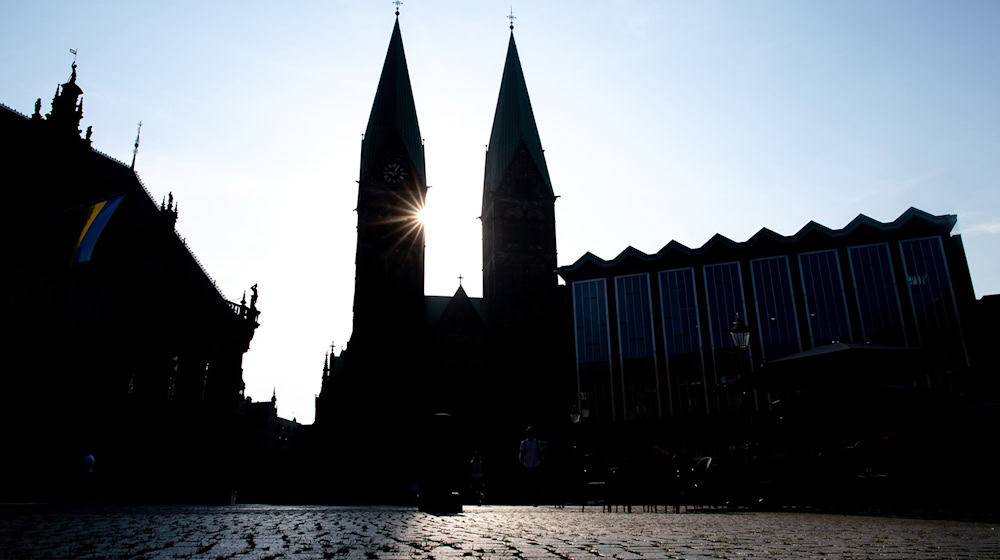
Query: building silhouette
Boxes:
[
  {"xmin": 314, "ymin": 19, "xmax": 566, "ymax": 433},
  {"xmin": 558, "ymin": 207, "xmax": 984, "ymax": 423},
  {"xmin": 7, "ymin": 20, "xmax": 994, "ymax": 507},
  {"xmin": 0, "ymin": 62, "xmax": 267, "ymax": 502},
  {"xmin": 308, "ymin": 17, "xmax": 569, "ymax": 502},
  {"xmin": 310, "ymin": 16, "xmax": 999, "ymax": 505}
]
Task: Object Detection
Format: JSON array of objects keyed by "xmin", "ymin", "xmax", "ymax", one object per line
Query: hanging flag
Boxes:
[{"xmin": 72, "ymin": 194, "xmax": 124, "ymax": 264}]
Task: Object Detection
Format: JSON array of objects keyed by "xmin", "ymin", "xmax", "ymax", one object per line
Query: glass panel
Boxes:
[
  {"xmin": 750, "ymin": 256, "xmax": 801, "ymax": 360},
  {"xmin": 616, "ymin": 274, "xmax": 655, "ymax": 360},
  {"xmin": 659, "ymin": 267, "xmax": 705, "ymax": 415},
  {"xmin": 703, "ymin": 262, "xmax": 746, "ymax": 351},
  {"xmin": 848, "ymin": 243, "xmax": 906, "ymax": 345},
  {"xmin": 574, "ymin": 279, "xmax": 610, "ymax": 364},
  {"xmin": 615, "ymin": 274, "xmax": 658, "ymax": 420},
  {"xmin": 703, "ymin": 262, "xmax": 750, "ymax": 391},
  {"xmin": 799, "ymin": 250, "xmax": 852, "ymax": 346},
  {"xmin": 899, "ymin": 237, "xmax": 962, "ymax": 359},
  {"xmin": 572, "ymin": 279, "xmax": 613, "ymax": 422}
]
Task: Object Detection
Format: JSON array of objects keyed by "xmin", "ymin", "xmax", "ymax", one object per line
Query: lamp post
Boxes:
[
  {"xmin": 728, "ymin": 314, "xmax": 754, "ymax": 413},
  {"xmin": 729, "ymin": 314, "xmax": 751, "ymax": 351}
]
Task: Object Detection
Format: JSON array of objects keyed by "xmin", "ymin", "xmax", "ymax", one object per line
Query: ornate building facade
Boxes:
[{"xmin": 1, "ymin": 62, "xmax": 262, "ymax": 501}]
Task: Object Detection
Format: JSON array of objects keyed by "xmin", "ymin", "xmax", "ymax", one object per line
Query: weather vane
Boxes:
[
  {"xmin": 393, "ymin": 0, "xmax": 403, "ymax": 16},
  {"xmin": 507, "ymin": 7, "xmax": 516, "ymax": 30},
  {"xmin": 69, "ymin": 48, "xmax": 78, "ymax": 63}
]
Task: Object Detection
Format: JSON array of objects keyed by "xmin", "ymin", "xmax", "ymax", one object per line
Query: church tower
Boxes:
[
  {"xmin": 481, "ymin": 31, "xmax": 558, "ymax": 340},
  {"xmin": 46, "ymin": 61, "xmax": 85, "ymax": 137},
  {"xmin": 351, "ymin": 17, "xmax": 427, "ymax": 353},
  {"xmin": 481, "ymin": 31, "xmax": 561, "ymax": 426}
]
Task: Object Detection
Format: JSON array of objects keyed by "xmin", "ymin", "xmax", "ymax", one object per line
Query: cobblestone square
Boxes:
[{"xmin": 1, "ymin": 505, "xmax": 998, "ymax": 559}]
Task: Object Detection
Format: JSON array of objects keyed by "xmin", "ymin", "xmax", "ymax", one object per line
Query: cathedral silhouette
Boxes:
[
  {"xmin": 6, "ymin": 12, "xmax": 997, "ymax": 508},
  {"xmin": 314, "ymin": 17, "xmax": 567, "ymax": 439}
]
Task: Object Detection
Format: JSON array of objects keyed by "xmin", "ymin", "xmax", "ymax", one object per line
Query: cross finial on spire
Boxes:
[
  {"xmin": 393, "ymin": 0, "xmax": 403, "ymax": 16},
  {"xmin": 458, "ymin": 274, "xmax": 464, "ymax": 286},
  {"xmin": 507, "ymin": 7, "xmax": 516, "ymax": 30},
  {"xmin": 131, "ymin": 121, "xmax": 142, "ymax": 170}
]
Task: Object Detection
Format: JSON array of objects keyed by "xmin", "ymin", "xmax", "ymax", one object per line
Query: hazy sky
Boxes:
[{"xmin": 3, "ymin": 1, "xmax": 998, "ymax": 424}]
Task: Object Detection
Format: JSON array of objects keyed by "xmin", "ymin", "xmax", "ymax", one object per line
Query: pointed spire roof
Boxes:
[
  {"xmin": 485, "ymin": 33, "xmax": 552, "ymax": 195},
  {"xmin": 360, "ymin": 18, "xmax": 425, "ymax": 185}
]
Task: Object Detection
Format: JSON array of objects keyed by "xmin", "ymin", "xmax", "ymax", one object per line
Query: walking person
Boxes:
[
  {"xmin": 468, "ymin": 450, "xmax": 485, "ymax": 505},
  {"xmin": 519, "ymin": 427, "xmax": 545, "ymax": 505}
]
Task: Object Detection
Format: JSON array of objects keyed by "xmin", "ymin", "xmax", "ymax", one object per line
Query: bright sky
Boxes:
[{"xmin": 3, "ymin": 1, "xmax": 998, "ymax": 424}]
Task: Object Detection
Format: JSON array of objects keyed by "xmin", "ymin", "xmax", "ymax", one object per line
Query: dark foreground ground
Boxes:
[{"xmin": 1, "ymin": 505, "xmax": 998, "ymax": 559}]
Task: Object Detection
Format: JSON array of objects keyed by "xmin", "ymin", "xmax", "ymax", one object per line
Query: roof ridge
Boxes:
[{"xmin": 556, "ymin": 208, "xmax": 956, "ymax": 276}]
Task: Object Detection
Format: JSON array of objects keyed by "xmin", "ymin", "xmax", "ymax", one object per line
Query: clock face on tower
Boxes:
[{"xmin": 382, "ymin": 161, "xmax": 406, "ymax": 184}]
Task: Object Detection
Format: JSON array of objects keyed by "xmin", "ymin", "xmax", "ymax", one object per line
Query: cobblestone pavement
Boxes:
[{"xmin": 1, "ymin": 505, "xmax": 998, "ymax": 559}]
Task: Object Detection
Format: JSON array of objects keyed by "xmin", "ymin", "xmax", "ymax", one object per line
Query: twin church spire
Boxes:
[
  {"xmin": 485, "ymin": 32, "xmax": 553, "ymax": 198},
  {"xmin": 360, "ymin": 17, "xmax": 551, "ymax": 198},
  {"xmin": 334, "ymin": 14, "xmax": 561, "ymax": 427},
  {"xmin": 360, "ymin": 18, "xmax": 425, "ymax": 187},
  {"xmin": 353, "ymin": 15, "xmax": 557, "ymax": 344}
]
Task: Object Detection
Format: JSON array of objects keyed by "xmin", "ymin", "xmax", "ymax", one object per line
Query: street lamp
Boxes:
[
  {"xmin": 729, "ymin": 313, "xmax": 751, "ymax": 350},
  {"xmin": 728, "ymin": 313, "xmax": 760, "ymax": 413}
]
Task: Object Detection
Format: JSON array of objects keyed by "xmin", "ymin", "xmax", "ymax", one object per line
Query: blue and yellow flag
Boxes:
[{"xmin": 72, "ymin": 194, "xmax": 124, "ymax": 264}]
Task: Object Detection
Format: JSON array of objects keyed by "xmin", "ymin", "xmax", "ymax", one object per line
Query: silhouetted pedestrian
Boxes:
[
  {"xmin": 81, "ymin": 451, "xmax": 96, "ymax": 502},
  {"xmin": 519, "ymin": 427, "xmax": 545, "ymax": 505},
  {"xmin": 469, "ymin": 450, "xmax": 485, "ymax": 505}
]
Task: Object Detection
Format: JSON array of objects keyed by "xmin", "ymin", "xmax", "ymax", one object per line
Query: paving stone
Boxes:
[{"xmin": 1, "ymin": 505, "xmax": 998, "ymax": 559}]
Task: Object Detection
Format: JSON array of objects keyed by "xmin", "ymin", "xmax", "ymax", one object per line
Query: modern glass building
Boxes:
[{"xmin": 558, "ymin": 208, "xmax": 975, "ymax": 423}]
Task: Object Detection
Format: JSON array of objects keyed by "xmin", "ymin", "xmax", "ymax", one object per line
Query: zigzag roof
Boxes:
[{"xmin": 557, "ymin": 207, "xmax": 957, "ymax": 277}]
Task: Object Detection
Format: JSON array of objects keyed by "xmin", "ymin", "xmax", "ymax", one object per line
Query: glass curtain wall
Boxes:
[
  {"xmin": 750, "ymin": 256, "xmax": 801, "ymax": 360},
  {"xmin": 899, "ymin": 236, "xmax": 965, "ymax": 364},
  {"xmin": 703, "ymin": 262, "xmax": 749, "ymax": 387},
  {"xmin": 615, "ymin": 273, "xmax": 660, "ymax": 420},
  {"xmin": 848, "ymin": 243, "xmax": 906, "ymax": 345},
  {"xmin": 572, "ymin": 279, "xmax": 613, "ymax": 422},
  {"xmin": 658, "ymin": 267, "xmax": 706, "ymax": 415},
  {"xmin": 798, "ymin": 249, "xmax": 852, "ymax": 346}
]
